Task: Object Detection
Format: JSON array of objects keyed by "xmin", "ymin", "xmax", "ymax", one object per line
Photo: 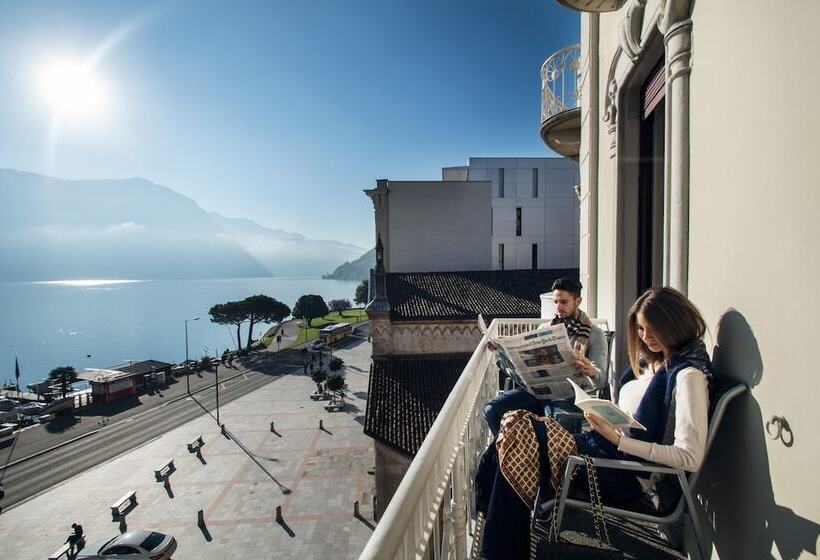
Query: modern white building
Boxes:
[{"xmin": 446, "ymin": 157, "xmax": 580, "ymax": 271}]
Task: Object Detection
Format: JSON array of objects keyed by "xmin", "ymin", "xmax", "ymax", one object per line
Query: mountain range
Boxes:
[{"xmin": 0, "ymin": 169, "xmax": 367, "ymax": 281}]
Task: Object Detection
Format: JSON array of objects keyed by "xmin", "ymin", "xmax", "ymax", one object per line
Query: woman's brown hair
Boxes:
[{"xmin": 627, "ymin": 287, "xmax": 707, "ymax": 373}]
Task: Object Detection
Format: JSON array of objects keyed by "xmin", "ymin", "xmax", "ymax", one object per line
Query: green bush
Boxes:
[{"xmin": 329, "ymin": 357, "xmax": 344, "ymax": 372}]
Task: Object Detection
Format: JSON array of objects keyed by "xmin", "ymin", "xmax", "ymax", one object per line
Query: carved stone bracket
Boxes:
[{"xmin": 618, "ymin": 0, "xmax": 647, "ymax": 61}]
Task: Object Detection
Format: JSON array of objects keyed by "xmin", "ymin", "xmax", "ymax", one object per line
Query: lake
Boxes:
[{"xmin": 0, "ymin": 277, "xmax": 360, "ymax": 388}]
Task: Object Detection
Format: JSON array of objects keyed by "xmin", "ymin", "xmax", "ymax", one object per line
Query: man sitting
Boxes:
[{"xmin": 484, "ymin": 277, "xmax": 608, "ymax": 436}]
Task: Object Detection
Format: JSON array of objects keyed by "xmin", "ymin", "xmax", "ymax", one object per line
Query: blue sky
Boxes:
[{"xmin": 0, "ymin": 0, "xmax": 579, "ymax": 249}]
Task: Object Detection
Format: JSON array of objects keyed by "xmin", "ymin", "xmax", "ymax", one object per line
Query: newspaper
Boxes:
[{"xmin": 479, "ymin": 314, "xmax": 589, "ymax": 399}]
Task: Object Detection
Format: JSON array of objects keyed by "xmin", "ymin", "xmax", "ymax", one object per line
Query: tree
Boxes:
[
  {"xmin": 310, "ymin": 368, "xmax": 328, "ymax": 393},
  {"xmin": 209, "ymin": 301, "xmax": 248, "ymax": 350},
  {"xmin": 242, "ymin": 294, "xmax": 291, "ymax": 349},
  {"xmin": 328, "ymin": 298, "xmax": 352, "ymax": 316},
  {"xmin": 48, "ymin": 366, "xmax": 78, "ymax": 398},
  {"xmin": 354, "ymin": 279, "xmax": 369, "ymax": 306},
  {"xmin": 325, "ymin": 373, "xmax": 347, "ymax": 397},
  {"xmin": 292, "ymin": 294, "xmax": 329, "ymax": 327},
  {"xmin": 328, "ymin": 357, "xmax": 344, "ymax": 372}
]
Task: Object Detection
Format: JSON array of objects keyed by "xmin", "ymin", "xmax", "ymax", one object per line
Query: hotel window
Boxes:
[
  {"xmin": 498, "ymin": 168, "xmax": 505, "ymax": 198},
  {"xmin": 532, "ymin": 243, "xmax": 538, "ymax": 270},
  {"xmin": 516, "ymin": 207, "xmax": 522, "ymax": 236},
  {"xmin": 532, "ymin": 168, "xmax": 539, "ymax": 198},
  {"xmin": 498, "ymin": 243, "xmax": 505, "ymax": 270}
]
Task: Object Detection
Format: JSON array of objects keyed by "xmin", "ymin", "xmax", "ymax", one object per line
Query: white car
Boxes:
[{"xmin": 77, "ymin": 530, "xmax": 177, "ymax": 559}]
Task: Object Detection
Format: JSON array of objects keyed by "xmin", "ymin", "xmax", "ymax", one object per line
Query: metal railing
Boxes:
[
  {"xmin": 359, "ymin": 318, "xmax": 553, "ymax": 560},
  {"xmin": 541, "ymin": 44, "xmax": 582, "ymax": 125}
]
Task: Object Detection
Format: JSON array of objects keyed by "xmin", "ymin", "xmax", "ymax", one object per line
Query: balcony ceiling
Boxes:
[
  {"xmin": 540, "ymin": 107, "xmax": 581, "ymax": 160},
  {"xmin": 554, "ymin": 0, "xmax": 627, "ymax": 12}
]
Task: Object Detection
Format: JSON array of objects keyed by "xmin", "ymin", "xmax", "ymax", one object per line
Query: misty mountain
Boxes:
[
  {"xmin": 207, "ymin": 213, "xmax": 365, "ymax": 277},
  {"xmin": 323, "ymin": 248, "xmax": 375, "ymax": 281},
  {"xmin": 0, "ymin": 169, "xmax": 364, "ymax": 281}
]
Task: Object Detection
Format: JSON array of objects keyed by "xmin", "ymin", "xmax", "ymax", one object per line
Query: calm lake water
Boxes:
[{"xmin": 0, "ymin": 277, "xmax": 359, "ymax": 388}]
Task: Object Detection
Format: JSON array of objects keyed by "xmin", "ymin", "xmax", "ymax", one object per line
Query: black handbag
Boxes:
[{"xmin": 530, "ymin": 420, "xmax": 623, "ymax": 560}]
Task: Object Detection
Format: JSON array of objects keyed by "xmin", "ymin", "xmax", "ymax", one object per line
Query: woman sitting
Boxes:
[{"xmin": 478, "ymin": 287, "xmax": 712, "ymax": 559}]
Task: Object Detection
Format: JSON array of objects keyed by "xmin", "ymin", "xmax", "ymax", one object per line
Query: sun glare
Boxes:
[{"xmin": 39, "ymin": 58, "xmax": 108, "ymax": 121}]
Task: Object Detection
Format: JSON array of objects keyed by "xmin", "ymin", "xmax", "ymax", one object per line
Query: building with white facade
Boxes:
[{"xmin": 447, "ymin": 157, "xmax": 580, "ymax": 271}]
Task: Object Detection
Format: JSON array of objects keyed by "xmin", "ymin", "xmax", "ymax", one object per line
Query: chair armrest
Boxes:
[{"xmin": 564, "ymin": 455, "xmax": 684, "ymax": 476}]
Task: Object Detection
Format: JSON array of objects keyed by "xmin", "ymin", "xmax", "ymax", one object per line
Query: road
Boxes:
[{"xmin": 0, "ymin": 348, "xmax": 308, "ymax": 511}]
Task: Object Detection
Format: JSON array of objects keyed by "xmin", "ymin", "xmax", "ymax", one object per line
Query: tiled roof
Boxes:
[
  {"xmin": 115, "ymin": 360, "xmax": 173, "ymax": 375},
  {"xmin": 385, "ymin": 269, "xmax": 578, "ymax": 322},
  {"xmin": 364, "ymin": 353, "xmax": 472, "ymax": 457}
]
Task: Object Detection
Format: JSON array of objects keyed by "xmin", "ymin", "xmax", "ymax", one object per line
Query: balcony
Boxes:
[
  {"xmin": 540, "ymin": 44, "xmax": 582, "ymax": 160},
  {"xmin": 554, "ymin": 0, "xmax": 627, "ymax": 12},
  {"xmin": 358, "ymin": 318, "xmax": 548, "ymax": 560}
]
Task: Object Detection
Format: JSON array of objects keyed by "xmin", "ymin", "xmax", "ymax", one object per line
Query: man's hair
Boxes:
[{"xmin": 551, "ymin": 277, "xmax": 583, "ymax": 297}]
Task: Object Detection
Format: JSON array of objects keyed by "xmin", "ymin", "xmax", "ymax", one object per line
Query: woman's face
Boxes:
[{"xmin": 636, "ymin": 312, "xmax": 667, "ymax": 356}]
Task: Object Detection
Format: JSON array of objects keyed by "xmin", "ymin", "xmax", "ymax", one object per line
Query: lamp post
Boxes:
[{"xmin": 185, "ymin": 317, "xmax": 200, "ymax": 394}]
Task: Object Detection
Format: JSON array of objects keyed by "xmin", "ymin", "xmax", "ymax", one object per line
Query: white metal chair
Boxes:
[{"xmin": 534, "ymin": 376, "xmax": 747, "ymax": 560}]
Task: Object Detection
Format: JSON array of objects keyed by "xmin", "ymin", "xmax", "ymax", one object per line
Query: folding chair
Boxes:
[{"xmin": 534, "ymin": 376, "xmax": 747, "ymax": 560}]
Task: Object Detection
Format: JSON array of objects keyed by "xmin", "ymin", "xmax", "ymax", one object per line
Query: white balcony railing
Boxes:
[
  {"xmin": 359, "ymin": 318, "xmax": 553, "ymax": 560},
  {"xmin": 540, "ymin": 43, "xmax": 582, "ymax": 125}
]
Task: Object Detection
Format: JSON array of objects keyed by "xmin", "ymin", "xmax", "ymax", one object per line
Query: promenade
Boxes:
[{"xmin": 0, "ymin": 337, "xmax": 375, "ymax": 559}]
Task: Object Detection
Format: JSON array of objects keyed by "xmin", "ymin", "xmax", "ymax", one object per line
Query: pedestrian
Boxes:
[{"xmin": 66, "ymin": 522, "xmax": 84, "ymax": 554}]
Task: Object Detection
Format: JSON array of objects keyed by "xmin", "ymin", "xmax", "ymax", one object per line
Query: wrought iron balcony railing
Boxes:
[
  {"xmin": 540, "ymin": 44, "xmax": 582, "ymax": 159},
  {"xmin": 358, "ymin": 318, "xmax": 551, "ymax": 560}
]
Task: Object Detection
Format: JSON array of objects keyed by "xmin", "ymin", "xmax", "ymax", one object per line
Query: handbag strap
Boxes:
[
  {"xmin": 530, "ymin": 416, "xmax": 613, "ymax": 548},
  {"xmin": 583, "ymin": 455, "xmax": 612, "ymax": 548}
]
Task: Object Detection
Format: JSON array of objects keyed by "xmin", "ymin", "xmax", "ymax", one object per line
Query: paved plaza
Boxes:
[{"xmin": 0, "ymin": 339, "xmax": 375, "ymax": 560}]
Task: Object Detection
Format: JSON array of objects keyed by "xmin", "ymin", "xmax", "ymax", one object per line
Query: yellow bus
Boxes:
[{"xmin": 319, "ymin": 322, "xmax": 352, "ymax": 345}]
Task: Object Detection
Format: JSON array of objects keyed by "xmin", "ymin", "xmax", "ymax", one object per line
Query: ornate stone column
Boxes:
[{"xmin": 661, "ymin": 12, "xmax": 693, "ymax": 293}]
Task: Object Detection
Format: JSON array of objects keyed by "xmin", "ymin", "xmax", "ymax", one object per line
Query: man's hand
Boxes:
[
  {"xmin": 487, "ymin": 341, "xmax": 497, "ymax": 352},
  {"xmin": 574, "ymin": 354, "xmax": 596, "ymax": 378},
  {"xmin": 585, "ymin": 412, "xmax": 622, "ymax": 446}
]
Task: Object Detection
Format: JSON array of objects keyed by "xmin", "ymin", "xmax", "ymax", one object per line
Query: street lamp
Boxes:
[{"xmin": 185, "ymin": 317, "xmax": 200, "ymax": 394}]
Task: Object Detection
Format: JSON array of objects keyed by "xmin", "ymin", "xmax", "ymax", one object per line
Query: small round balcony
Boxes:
[
  {"xmin": 554, "ymin": 0, "xmax": 627, "ymax": 12},
  {"xmin": 540, "ymin": 44, "xmax": 582, "ymax": 160}
]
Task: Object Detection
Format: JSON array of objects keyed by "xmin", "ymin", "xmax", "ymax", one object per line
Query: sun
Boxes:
[{"xmin": 38, "ymin": 58, "xmax": 108, "ymax": 122}]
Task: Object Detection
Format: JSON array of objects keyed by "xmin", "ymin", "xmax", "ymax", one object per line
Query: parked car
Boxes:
[
  {"xmin": 310, "ymin": 340, "xmax": 325, "ymax": 351},
  {"xmin": 77, "ymin": 530, "xmax": 177, "ymax": 559}
]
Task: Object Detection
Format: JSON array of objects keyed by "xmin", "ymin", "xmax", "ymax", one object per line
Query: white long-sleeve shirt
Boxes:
[{"xmin": 615, "ymin": 366, "xmax": 709, "ymax": 472}]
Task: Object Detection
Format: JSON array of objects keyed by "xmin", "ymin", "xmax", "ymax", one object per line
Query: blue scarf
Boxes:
[{"xmin": 618, "ymin": 340, "xmax": 713, "ymax": 444}]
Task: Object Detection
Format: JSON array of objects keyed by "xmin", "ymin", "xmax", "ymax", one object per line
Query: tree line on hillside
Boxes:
[{"xmin": 208, "ymin": 280, "xmax": 369, "ymax": 351}]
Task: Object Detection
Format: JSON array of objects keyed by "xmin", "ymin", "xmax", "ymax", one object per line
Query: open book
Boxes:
[
  {"xmin": 568, "ymin": 378, "xmax": 646, "ymax": 430},
  {"xmin": 479, "ymin": 314, "xmax": 591, "ymax": 400}
]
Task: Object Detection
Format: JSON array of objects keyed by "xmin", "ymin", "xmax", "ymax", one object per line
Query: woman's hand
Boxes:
[
  {"xmin": 585, "ymin": 412, "xmax": 622, "ymax": 446},
  {"xmin": 574, "ymin": 354, "xmax": 596, "ymax": 378}
]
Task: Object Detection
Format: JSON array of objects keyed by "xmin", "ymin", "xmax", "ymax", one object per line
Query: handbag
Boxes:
[{"xmin": 530, "ymin": 419, "xmax": 624, "ymax": 560}]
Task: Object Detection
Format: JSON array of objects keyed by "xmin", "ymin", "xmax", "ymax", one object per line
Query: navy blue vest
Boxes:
[{"xmin": 617, "ymin": 341, "xmax": 712, "ymax": 444}]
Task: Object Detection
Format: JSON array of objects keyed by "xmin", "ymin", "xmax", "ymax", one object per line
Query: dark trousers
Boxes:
[{"xmin": 484, "ymin": 388, "xmax": 582, "ymax": 437}]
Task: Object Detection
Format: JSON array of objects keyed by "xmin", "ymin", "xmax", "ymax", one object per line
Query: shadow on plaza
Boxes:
[{"xmin": 188, "ymin": 391, "xmax": 291, "ymax": 496}]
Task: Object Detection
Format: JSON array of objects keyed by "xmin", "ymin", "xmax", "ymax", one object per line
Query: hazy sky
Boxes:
[{"xmin": 0, "ymin": 0, "xmax": 579, "ymax": 249}]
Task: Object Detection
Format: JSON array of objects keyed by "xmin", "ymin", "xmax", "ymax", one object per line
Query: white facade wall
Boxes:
[
  {"xmin": 577, "ymin": 1, "xmax": 820, "ymax": 557},
  {"xmin": 384, "ymin": 181, "xmax": 491, "ymax": 273},
  {"xmin": 466, "ymin": 157, "xmax": 580, "ymax": 271}
]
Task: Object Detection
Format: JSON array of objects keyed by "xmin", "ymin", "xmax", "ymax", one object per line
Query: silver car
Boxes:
[{"xmin": 77, "ymin": 530, "xmax": 177, "ymax": 559}]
